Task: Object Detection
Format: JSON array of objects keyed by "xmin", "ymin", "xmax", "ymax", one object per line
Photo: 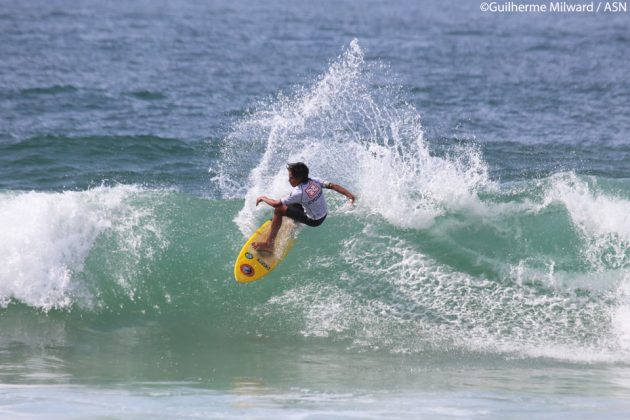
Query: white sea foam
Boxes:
[
  {"xmin": 263, "ymin": 224, "xmax": 630, "ymax": 362},
  {"xmin": 612, "ymin": 279, "xmax": 630, "ymax": 352},
  {"xmin": 0, "ymin": 186, "xmax": 166, "ymax": 311},
  {"xmin": 546, "ymin": 172, "xmax": 630, "ymax": 272}
]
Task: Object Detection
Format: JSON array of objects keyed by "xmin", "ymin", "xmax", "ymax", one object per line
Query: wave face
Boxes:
[{"xmin": 2, "ymin": 41, "xmax": 630, "ymax": 364}]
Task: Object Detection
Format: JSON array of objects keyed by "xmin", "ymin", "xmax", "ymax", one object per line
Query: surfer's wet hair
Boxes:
[{"xmin": 287, "ymin": 162, "xmax": 309, "ymax": 181}]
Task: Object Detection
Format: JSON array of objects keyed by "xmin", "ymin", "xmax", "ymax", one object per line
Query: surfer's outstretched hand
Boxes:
[
  {"xmin": 325, "ymin": 182, "xmax": 356, "ymax": 207},
  {"xmin": 256, "ymin": 195, "xmax": 281, "ymax": 208}
]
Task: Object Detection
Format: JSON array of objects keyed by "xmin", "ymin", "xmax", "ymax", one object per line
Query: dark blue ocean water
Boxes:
[
  {"xmin": 1, "ymin": 0, "xmax": 630, "ymax": 417},
  {"xmin": 2, "ymin": 0, "xmax": 629, "ymax": 192}
]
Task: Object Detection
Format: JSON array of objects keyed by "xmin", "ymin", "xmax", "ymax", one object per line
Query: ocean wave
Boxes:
[
  {"xmin": 2, "ymin": 40, "xmax": 630, "ymax": 363},
  {"xmin": 2, "ymin": 175, "xmax": 630, "ymax": 362}
]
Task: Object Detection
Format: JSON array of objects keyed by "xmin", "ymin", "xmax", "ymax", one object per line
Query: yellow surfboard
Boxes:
[{"xmin": 234, "ymin": 217, "xmax": 298, "ymax": 283}]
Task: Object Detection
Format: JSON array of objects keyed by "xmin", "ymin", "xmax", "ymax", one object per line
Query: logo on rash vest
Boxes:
[
  {"xmin": 240, "ymin": 264, "xmax": 254, "ymax": 276},
  {"xmin": 304, "ymin": 181, "xmax": 321, "ymax": 199}
]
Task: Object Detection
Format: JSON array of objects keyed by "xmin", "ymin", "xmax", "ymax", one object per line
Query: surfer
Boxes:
[{"xmin": 252, "ymin": 162, "xmax": 355, "ymax": 254}]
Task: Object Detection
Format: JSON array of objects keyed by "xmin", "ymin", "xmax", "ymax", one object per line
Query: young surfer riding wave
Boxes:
[{"xmin": 252, "ymin": 162, "xmax": 355, "ymax": 254}]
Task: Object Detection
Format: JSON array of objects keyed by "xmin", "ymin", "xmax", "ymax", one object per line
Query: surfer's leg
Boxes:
[
  {"xmin": 266, "ymin": 205, "xmax": 286, "ymax": 245},
  {"xmin": 253, "ymin": 204, "xmax": 287, "ymax": 253}
]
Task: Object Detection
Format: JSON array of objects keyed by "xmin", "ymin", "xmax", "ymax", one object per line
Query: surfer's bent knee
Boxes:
[{"xmin": 275, "ymin": 204, "xmax": 288, "ymax": 215}]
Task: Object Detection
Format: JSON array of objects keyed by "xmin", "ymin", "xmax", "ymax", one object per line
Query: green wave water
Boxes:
[{"xmin": 1, "ymin": 173, "xmax": 629, "ymax": 363}]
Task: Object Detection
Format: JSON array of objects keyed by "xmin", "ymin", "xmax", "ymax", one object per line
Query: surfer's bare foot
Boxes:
[{"xmin": 252, "ymin": 242, "xmax": 274, "ymax": 254}]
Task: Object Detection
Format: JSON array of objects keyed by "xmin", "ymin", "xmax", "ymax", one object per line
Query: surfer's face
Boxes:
[{"xmin": 288, "ymin": 170, "xmax": 302, "ymax": 187}]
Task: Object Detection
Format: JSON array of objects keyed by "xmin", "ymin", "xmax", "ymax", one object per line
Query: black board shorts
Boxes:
[{"xmin": 285, "ymin": 204, "xmax": 326, "ymax": 227}]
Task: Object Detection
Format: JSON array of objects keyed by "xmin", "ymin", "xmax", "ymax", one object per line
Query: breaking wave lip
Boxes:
[
  {"xmin": 0, "ymin": 185, "xmax": 170, "ymax": 312},
  {"xmin": 543, "ymin": 172, "xmax": 630, "ymax": 272}
]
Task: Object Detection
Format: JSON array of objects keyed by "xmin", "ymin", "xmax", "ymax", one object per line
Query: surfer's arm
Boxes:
[
  {"xmin": 325, "ymin": 183, "xmax": 356, "ymax": 205},
  {"xmin": 256, "ymin": 196, "xmax": 282, "ymax": 208}
]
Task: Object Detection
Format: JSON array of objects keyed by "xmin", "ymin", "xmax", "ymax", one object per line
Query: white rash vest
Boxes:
[{"xmin": 281, "ymin": 177, "xmax": 329, "ymax": 220}]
